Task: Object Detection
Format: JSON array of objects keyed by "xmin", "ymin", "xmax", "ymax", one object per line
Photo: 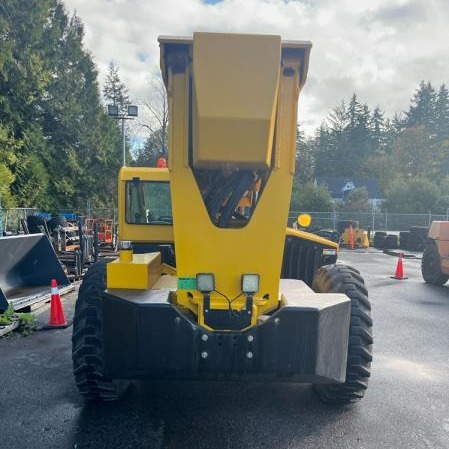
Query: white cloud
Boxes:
[{"xmin": 63, "ymin": 0, "xmax": 449, "ymax": 136}]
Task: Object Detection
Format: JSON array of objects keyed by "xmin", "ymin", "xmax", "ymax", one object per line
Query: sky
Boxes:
[{"xmin": 63, "ymin": 0, "xmax": 449, "ymax": 138}]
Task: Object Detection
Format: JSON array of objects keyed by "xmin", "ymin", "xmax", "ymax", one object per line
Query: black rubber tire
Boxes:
[
  {"xmin": 409, "ymin": 226, "xmax": 429, "ymax": 237},
  {"xmin": 72, "ymin": 259, "xmax": 130, "ymax": 401},
  {"xmin": 312, "ymin": 264, "xmax": 373, "ymax": 404},
  {"xmin": 399, "ymin": 231, "xmax": 409, "ymax": 249},
  {"xmin": 407, "ymin": 235, "xmax": 425, "ymax": 251},
  {"xmin": 373, "ymin": 235, "xmax": 386, "ymax": 249},
  {"xmin": 385, "ymin": 234, "xmax": 398, "ymax": 249},
  {"xmin": 374, "ymin": 231, "xmax": 387, "ymax": 237},
  {"xmin": 421, "ymin": 243, "xmax": 449, "ymax": 285},
  {"xmin": 26, "ymin": 215, "xmax": 47, "ymax": 234},
  {"xmin": 47, "ymin": 216, "xmax": 67, "ymax": 231}
]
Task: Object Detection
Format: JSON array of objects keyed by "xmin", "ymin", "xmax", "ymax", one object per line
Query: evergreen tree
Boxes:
[
  {"xmin": 103, "ymin": 61, "xmax": 130, "ymax": 114},
  {"xmin": 0, "ymin": 1, "xmax": 122, "ymax": 208},
  {"xmin": 134, "ymin": 128, "xmax": 167, "ymax": 167},
  {"xmin": 371, "ymin": 106, "xmax": 386, "ymax": 154},
  {"xmin": 406, "ymin": 81, "xmax": 437, "ymax": 135},
  {"xmin": 295, "ymin": 127, "xmax": 314, "ymax": 183},
  {"xmin": 435, "ymin": 84, "xmax": 449, "ymax": 142},
  {"xmin": 314, "ymin": 102, "xmax": 347, "ymax": 176},
  {"xmin": 344, "ymin": 95, "xmax": 373, "ymax": 171},
  {"xmin": 0, "ymin": 124, "xmax": 19, "ymax": 207}
]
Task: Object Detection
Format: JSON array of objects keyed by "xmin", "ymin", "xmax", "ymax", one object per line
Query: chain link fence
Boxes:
[
  {"xmin": 0, "ymin": 207, "xmax": 117, "ymax": 234},
  {"xmin": 287, "ymin": 211, "xmax": 449, "ymax": 232},
  {"xmin": 1, "ymin": 207, "xmax": 448, "ymax": 234}
]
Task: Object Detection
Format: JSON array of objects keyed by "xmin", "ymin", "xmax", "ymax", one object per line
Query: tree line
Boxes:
[
  {"xmin": 0, "ymin": 0, "xmax": 121, "ymax": 210},
  {"xmin": 292, "ymin": 81, "xmax": 449, "ymax": 213},
  {"xmin": 1, "ymin": 2, "xmax": 448, "ymax": 215}
]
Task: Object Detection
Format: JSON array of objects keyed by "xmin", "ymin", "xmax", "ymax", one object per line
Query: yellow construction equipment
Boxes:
[
  {"xmin": 72, "ymin": 33, "xmax": 372, "ymax": 404},
  {"xmin": 341, "ymin": 226, "xmax": 370, "ymax": 249}
]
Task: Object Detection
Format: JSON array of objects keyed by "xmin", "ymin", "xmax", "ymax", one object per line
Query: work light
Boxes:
[
  {"xmin": 196, "ymin": 273, "xmax": 215, "ymax": 293},
  {"xmin": 241, "ymin": 274, "xmax": 260, "ymax": 294},
  {"xmin": 119, "ymin": 240, "xmax": 132, "ymax": 250}
]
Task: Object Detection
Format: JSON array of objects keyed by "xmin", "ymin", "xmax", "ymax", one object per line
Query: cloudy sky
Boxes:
[{"xmin": 63, "ymin": 0, "xmax": 449, "ymax": 136}]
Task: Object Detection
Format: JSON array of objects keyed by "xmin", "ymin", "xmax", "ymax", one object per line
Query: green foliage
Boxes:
[
  {"xmin": 134, "ymin": 128, "xmax": 168, "ymax": 167},
  {"xmin": 0, "ymin": 125, "xmax": 19, "ymax": 206},
  {"xmin": 295, "ymin": 128, "xmax": 315, "ymax": 183},
  {"xmin": 0, "ymin": 1, "xmax": 121, "ymax": 209},
  {"xmin": 17, "ymin": 312, "xmax": 37, "ymax": 336},
  {"xmin": 337, "ymin": 187, "xmax": 370, "ymax": 213},
  {"xmin": 103, "ymin": 62, "xmax": 130, "ymax": 113},
  {"xmin": 290, "ymin": 181, "xmax": 333, "ymax": 212},
  {"xmin": 133, "ymin": 76, "xmax": 169, "ymax": 167},
  {"xmin": 0, "ymin": 304, "xmax": 15, "ymax": 325},
  {"xmin": 0, "ymin": 304, "xmax": 36, "ymax": 336},
  {"xmin": 382, "ymin": 178, "xmax": 442, "ymax": 214},
  {"xmin": 309, "ymin": 80, "xmax": 449, "ymax": 212}
]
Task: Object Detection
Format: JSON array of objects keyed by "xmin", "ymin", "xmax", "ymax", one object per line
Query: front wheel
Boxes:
[
  {"xmin": 312, "ymin": 264, "xmax": 373, "ymax": 404},
  {"xmin": 72, "ymin": 259, "xmax": 129, "ymax": 401},
  {"xmin": 422, "ymin": 243, "xmax": 449, "ymax": 285}
]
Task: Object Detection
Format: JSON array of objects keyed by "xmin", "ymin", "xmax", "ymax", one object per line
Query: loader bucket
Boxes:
[{"xmin": 0, "ymin": 234, "xmax": 71, "ymax": 312}]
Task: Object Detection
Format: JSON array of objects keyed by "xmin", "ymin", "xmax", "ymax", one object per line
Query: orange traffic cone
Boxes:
[
  {"xmin": 46, "ymin": 279, "xmax": 69, "ymax": 328},
  {"xmin": 349, "ymin": 224, "xmax": 355, "ymax": 250},
  {"xmin": 391, "ymin": 253, "xmax": 408, "ymax": 280}
]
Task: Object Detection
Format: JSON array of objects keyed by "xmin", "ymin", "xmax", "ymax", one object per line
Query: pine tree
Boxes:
[
  {"xmin": 103, "ymin": 62, "xmax": 130, "ymax": 114},
  {"xmin": 295, "ymin": 127, "xmax": 315, "ymax": 183},
  {"xmin": 0, "ymin": 1, "xmax": 122, "ymax": 208},
  {"xmin": 344, "ymin": 94, "xmax": 373, "ymax": 174},
  {"xmin": 406, "ymin": 80, "xmax": 437, "ymax": 136},
  {"xmin": 371, "ymin": 106, "xmax": 385, "ymax": 154},
  {"xmin": 435, "ymin": 84, "xmax": 449, "ymax": 142}
]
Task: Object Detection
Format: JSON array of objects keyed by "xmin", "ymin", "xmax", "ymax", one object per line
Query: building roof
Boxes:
[{"xmin": 315, "ymin": 176, "xmax": 383, "ymax": 200}]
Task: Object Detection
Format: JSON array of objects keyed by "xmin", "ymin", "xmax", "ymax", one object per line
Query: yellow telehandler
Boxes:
[{"xmin": 72, "ymin": 32, "xmax": 372, "ymax": 404}]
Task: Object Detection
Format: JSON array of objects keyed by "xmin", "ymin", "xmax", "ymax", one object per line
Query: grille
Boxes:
[{"xmin": 281, "ymin": 236, "xmax": 325, "ymax": 287}]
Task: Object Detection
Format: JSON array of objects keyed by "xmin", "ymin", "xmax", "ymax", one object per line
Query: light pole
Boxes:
[{"xmin": 107, "ymin": 104, "xmax": 138, "ymax": 166}]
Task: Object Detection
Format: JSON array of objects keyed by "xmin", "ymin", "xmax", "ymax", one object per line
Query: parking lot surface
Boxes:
[{"xmin": 1, "ymin": 249, "xmax": 449, "ymax": 449}]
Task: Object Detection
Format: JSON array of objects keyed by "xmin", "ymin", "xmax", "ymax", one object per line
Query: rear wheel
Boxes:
[
  {"xmin": 422, "ymin": 243, "xmax": 449, "ymax": 285},
  {"xmin": 312, "ymin": 264, "xmax": 373, "ymax": 404},
  {"xmin": 72, "ymin": 259, "xmax": 129, "ymax": 401}
]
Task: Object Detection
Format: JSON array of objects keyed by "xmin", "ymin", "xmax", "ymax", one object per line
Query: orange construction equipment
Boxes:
[
  {"xmin": 48, "ymin": 279, "xmax": 68, "ymax": 328},
  {"xmin": 97, "ymin": 219, "xmax": 114, "ymax": 245},
  {"xmin": 391, "ymin": 253, "xmax": 408, "ymax": 280}
]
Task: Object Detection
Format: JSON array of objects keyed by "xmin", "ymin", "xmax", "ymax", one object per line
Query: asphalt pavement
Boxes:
[{"xmin": 1, "ymin": 249, "xmax": 449, "ymax": 449}]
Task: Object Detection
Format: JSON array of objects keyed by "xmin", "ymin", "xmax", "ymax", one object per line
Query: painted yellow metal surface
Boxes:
[
  {"xmin": 286, "ymin": 227, "xmax": 339, "ymax": 250},
  {"xmin": 160, "ymin": 33, "xmax": 311, "ymax": 329},
  {"xmin": 341, "ymin": 227, "xmax": 369, "ymax": 249},
  {"xmin": 107, "ymin": 252, "xmax": 161, "ymax": 290},
  {"xmin": 118, "ymin": 167, "xmax": 173, "ymax": 243},
  {"xmin": 192, "ymin": 33, "xmax": 281, "ymax": 170}
]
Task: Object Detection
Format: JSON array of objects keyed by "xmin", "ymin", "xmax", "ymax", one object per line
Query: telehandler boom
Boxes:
[{"xmin": 72, "ymin": 32, "xmax": 372, "ymax": 404}]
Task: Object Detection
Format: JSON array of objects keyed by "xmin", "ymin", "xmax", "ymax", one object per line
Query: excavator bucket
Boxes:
[{"xmin": 0, "ymin": 234, "xmax": 72, "ymax": 312}]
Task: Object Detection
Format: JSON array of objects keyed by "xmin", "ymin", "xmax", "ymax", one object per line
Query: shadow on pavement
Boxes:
[{"xmin": 72, "ymin": 380, "xmax": 361, "ymax": 449}]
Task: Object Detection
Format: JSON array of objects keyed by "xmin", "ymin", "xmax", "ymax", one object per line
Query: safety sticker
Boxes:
[{"xmin": 178, "ymin": 277, "xmax": 197, "ymax": 290}]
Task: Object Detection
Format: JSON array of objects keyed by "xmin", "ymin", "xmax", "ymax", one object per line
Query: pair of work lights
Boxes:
[{"xmin": 196, "ymin": 273, "xmax": 260, "ymax": 294}]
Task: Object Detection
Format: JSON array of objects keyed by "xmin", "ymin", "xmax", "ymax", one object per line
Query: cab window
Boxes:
[{"xmin": 125, "ymin": 181, "xmax": 173, "ymax": 224}]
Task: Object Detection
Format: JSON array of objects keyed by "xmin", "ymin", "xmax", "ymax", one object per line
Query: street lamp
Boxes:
[{"xmin": 108, "ymin": 104, "xmax": 139, "ymax": 166}]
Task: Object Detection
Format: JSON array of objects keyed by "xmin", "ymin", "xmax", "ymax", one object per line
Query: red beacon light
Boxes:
[{"xmin": 156, "ymin": 157, "xmax": 167, "ymax": 168}]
